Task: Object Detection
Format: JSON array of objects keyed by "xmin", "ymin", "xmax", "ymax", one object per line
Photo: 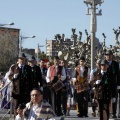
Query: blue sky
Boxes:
[{"xmin": 0, "ymin": 0, "xmax": 120, "ymax": 52}]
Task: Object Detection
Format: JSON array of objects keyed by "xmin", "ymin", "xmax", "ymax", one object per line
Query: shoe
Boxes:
[
  {"xmin": 112, "ymin": 114, "xmax": 117, "ymax": 118},
  {"xmin": 77, "ymin": 114, "xmax": 83, "ymax": 117},
  {"xmin": 84, "ymin": 115, "xmax": 89, "ymax": 117},
  {"xmin": 66, "ymin": 113, "xmax": 70, "ymax": 116},
  {"xmin": 91, "ymin": 112, "xmax": 96, "ymax": 117},
  {"xmin": 57, "ymin": 113, "xmax": 63, "ymax": 116}
]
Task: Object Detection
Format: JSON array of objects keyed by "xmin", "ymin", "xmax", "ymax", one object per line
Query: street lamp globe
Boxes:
[
  {"xmin": 8, "ymin": 22, "xmax": 14, "ymax": 25},
  {"xmin": 31, "ymin": 35, "xmax": 36, "ymax": 38}
]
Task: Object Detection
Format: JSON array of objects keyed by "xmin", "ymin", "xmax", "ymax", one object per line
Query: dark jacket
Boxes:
[
  {"xmin": 95, "ymin": 70, "xmax": 116, "ymax": 100},
  {"xmin": 40, "ymin": 67, "xmax": 47, "ymax": 86},
  {"xmin": 9, "ymin": 64, "xmax": 32, "ymax": 101},
  {"xmin": 108, "ymin": 60, "xmax": 120, "ymax": 86},
  {"xmin": 30, "ymin": 65, "xmax": 43, "ymax": 88}
]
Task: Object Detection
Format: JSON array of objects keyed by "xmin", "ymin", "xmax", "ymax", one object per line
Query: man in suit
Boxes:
[
  {"xmin": 28, "ymin": 56, "xmax": 43, "ymax": 90},
  {"xmin": 105, "ymin": 50, "xmax": 120, "ymax": 118},
  {"xmin": 95, "ymin": 59, "xmax": 116, "ymax": 120},
  {"xmin": 8, "ymin": 53, "xmax": 32, "ymax": 117}
]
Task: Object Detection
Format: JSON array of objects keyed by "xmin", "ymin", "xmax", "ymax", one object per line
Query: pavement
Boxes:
[
  {"xmin": 1, "ymin": 107, "xmax": 120, "ymax": 120},
  {"xmin": 54, "ymin": 107, "xmax": 120, "ymax": 120}
]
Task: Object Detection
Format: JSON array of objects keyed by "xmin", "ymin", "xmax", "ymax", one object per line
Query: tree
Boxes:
[{"xmin": 0, "ymin": 28, "xmax": 19, "ymax": 73}]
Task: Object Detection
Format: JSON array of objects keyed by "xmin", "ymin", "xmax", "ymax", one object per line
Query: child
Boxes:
[{"xmin": 15, "ymin": 103, "xmax": 26, "ymax": 120}]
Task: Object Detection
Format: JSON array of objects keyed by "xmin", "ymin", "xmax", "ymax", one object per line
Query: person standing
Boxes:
[
  {"xmin": 8, "ymin": 53, "xmax": 32, "ymax": 117},
  {"xmin": 73, "ymin": 56, "xmax": 90, "ymax": 117},
  {"xmin": 60, "ymin": 59, "xmax": 68, "ymax": 115},
  {"xmin": 105, "ymin": 50, "xmax": 120, "ymax": 118},
  {"xmin": 28, "ymin": 56, "xmax": 43, "ymax": 90},
  {"xmin": 46, "ymin": 56, "xmax": 66, "ymax": 116},
  {"xmin": 95, "ymin": 59, "xmax": 116, "ymax": 120},
  {"xmin": 46, "ymin": 61, "xmax": 52, "ymax": 105},
  {"xmin": 39, "ymin": 59, "xmax": 48, "ymax": 101},
  {"xmin": 90, "ymin": 59, "xmax": 101, "ymax": 117}
]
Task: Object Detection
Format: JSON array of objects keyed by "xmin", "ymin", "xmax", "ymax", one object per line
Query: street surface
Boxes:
[{"xmin": 0, "ymin": 108, "xmax": 120, "ymax": 120}]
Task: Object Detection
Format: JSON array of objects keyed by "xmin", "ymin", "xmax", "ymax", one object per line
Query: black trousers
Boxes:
[
  {"xmin": 76, "ymin": 90, "xmax": 89, "ymax": 116},
  {"xmin": 91, "ymin": 90, "xmax": 97, "ymax": 112},
  {"xmin": 61, "ymin": 90, "xmax": 67, "ymax": 115},
  {"xmin": 98, "ymin": 99, "xmax": 110, "ymax": 120},
  {"xmin": 54, "ymin": 90, "xmax": 62, "ymax": 116},
  {"xmin": 43, "ymin": 86, "xmax": 52, "ymax": 105},
  {"xmin": 112, "ymin": 89, "xmax": 118, "ymax": 115}
]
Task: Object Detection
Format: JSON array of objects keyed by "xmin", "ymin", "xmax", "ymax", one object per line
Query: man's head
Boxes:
[
  {"xmin": 79, "ymin": 56, "xmax": 85, "ymax": 66},
  {"xmin": 96, "ymin": 59, "xmax": 101, "ymax": 69},
  {"xmin": 30, "ymin": 88, "xmax": 43, "ymax": 104},
  {"xmin": 46, "ymin": 61, "xmax": 51, "ymax": 68},
  {"xmin": 18, "ymin": 53, "xmax": 26, "ymax": 65},
  {"xmin": 39, "ymin": 59, "xmax": 44, "ymax": 68},
  {"xmin": 100, "ymin": 59, "xmax": 109, "ymax": 71},
  {"xmin": 53, "ymin": 56, "xmax": 59, "ymax": 66},
  {"xmin": 28, "ymin": 56, "xmax": 36, "ymax": 66},
  {"xmin": 60, "ymin": 59, "xmax": 65, "ymax": 67},
  {"xmin": 105, "ymin": 50, "xmax": 113, "ymax": 61}
]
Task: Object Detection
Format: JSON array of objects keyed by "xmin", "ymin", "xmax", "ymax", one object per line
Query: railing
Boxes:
[{"xmin": 0, "ymin": 81, "xmax": 13, "ymax": 120}]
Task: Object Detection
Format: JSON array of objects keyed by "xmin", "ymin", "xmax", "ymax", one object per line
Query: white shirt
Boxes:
[
  {"xmin": 72, "ymin": 66, "xmax": 90, "ymax": 82},
  {"xmin": 28, "ymin": 105, "xmax": 38, "ymax": 120},
  {"xmin": 46, "ymin": 66, "xmax": 66, "ymax": 83},
  {"xmin": 90, "ymin": 68, "xmax": 97, "ymax": 81},
  {"xmin": 18, "ymin": 64, "xmax": 25, "ymax": 73},
  {"xmin": 101, "ymin": 70, "xmax": 106, "ymax": 75},
  {"xmin": 15, "ymin": 114, "xmax": 23, "ymax": 120},
  {"xmin": 80, "ymin": 67, "xmax": 84, "ymax": 77}
]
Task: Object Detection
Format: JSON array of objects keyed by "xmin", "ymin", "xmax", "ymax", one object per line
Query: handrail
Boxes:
[
  {"xmin": 0, "ymin": 81, "xmax": 12, "ymax": 92},
  {"xmin": 0, "ymin": 90, "xmax": 11, "ymax": 103},
  {"xmin": 0, "ymin": 81, "xmax": 13, "ymax": 119}
]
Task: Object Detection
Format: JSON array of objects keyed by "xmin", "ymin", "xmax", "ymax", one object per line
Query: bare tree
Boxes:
[{"xmin": 0, "ymin": 27, "xmax": 19, "ymax": 73}]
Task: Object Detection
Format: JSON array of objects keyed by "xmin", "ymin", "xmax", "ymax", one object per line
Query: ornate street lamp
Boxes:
[
  {"xmin": 19, "ymin": 35, "xmax": 35, "ymax": 54},
  {"xmin": 84, "ymin": 0, "xmax": 104, "ymax": 70},
  {"xmin": 0, "ymin": 22, "xmax": 14, "ymax": 26}
]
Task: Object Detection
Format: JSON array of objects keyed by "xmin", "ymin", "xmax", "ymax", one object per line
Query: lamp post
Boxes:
[
  {"xmin": 19, "ymin": 35, "xmax": 35, "ymax": 54},
  {"xmin": 36, "ymin": 43, "xmax": 50, "ymax": 65},
  {"xmin": 84, "ymin": 0, "xmax": 104, "ymax": 70},
  {"xmin": 36, "ymin": 43, "xmax": 44, "ymax": 65},
  {"xmin": 0, "ymin": 22, "xmax": 14, "ymax": 26}
]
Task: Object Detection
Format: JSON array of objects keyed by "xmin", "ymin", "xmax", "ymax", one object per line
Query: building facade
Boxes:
[{"xmin": 46, "ymin": 39, "xmax": 73, "ymax": 57}]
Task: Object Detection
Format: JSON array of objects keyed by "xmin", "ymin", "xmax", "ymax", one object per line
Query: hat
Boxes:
[
  {"xmin": 18, "ymin": 53, "xmax": 26, "ymax": 59},
  {"xmin": 100, "ymin": 59, "xmax": 109, "ymax": 65},
  {"xmin": 80, "ymin": 56, "xmax": 85, "ymax": 61},
  {"xmin": 105, "ymin": 50, "xmax": 113, "ymax": 55},
  {"xmin": 28, "ymin": 56, "xmax": 36, "ymax": 62}
]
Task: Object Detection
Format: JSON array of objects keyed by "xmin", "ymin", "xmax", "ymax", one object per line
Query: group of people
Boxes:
[
  {"xmin": 89, "ymin": 50, "xmax": 120, "ymax": 120},
  {"xmin": 0, "ymin": 49, "xmax": 120, "ymax": 120}
]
